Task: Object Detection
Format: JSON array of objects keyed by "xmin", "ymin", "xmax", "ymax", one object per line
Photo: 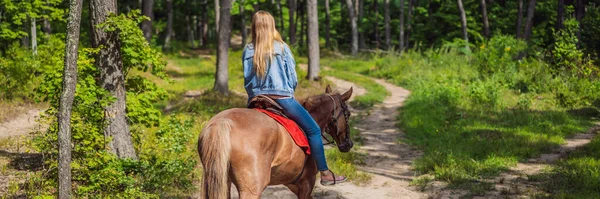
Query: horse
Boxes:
[{"xmin": 198, "ymin": 86, "xmax": 354, "ymax": 199}]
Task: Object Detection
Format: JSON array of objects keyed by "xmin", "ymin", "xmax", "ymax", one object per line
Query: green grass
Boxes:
[
  {"xmin": 533, "ymin": 135, "xmax": 600, "ymax": 198},
  {"xmin": 322, "ymin": 69, "xmax": 389, "ymax": 109},
  {"xmin": 322, "ymin": 48, "xmax": 599, "ymax": 191}
]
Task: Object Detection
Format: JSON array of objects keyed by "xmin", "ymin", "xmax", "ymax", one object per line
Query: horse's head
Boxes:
[{"xmin": 323, "ymin": 85, "xmax": 354, "ymax": 152}]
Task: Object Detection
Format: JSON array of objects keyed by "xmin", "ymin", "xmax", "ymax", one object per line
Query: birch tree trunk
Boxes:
[
  {"xmin": 306, "ymin": 0, "xmax": 319, "ymax": 80},
  {"xmin": 163, "ymin": 0, "xmax": 173, "ymax": 51},
  {"xmin": 325, "ymin": 0, "xmax": 331, "ymax": 48},
  {"xmin": 31, "ymin": 18, "xmax": 37, "ymax": 55},
  {"xmin": 215, "ymin": 0, "xmax": 220, "ymax": 32},
  {"xmin": 58, "ymin": 0, "xmax": 83, "ymax": 197},
  {"xmin": 457, "ymin": 0, "xmax": 470, "ymax": 50},
  {"xmin": 215, "ymin": 0, "xmax": 231, "ymax": 94},
  {"xmin": 384, "ymin": 0, "xmax": 391, "ymax": 49},
  {"xmin": 90, "ymin": 0, "xmax": 137, "ymax": 160},
  {"xmin": 399, "ymin": 0, "xmax": 405, "ymax": 51},
  {"xmin": 345, "ymin": 0, "xmax": 358, "ymax": 56}
]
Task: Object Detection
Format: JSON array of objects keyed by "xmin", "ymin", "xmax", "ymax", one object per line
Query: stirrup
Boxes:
[{"xmin": 320, "ymin": 171, "xmax": 347, "ymax": 186}]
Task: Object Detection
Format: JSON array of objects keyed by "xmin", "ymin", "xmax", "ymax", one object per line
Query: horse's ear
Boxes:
[
  {"xmin": 326, "ymin": 85, "xmax": 333, "ymax": 93},
  {"xmin": 341, "ymin": 87, "xmax": 353, "ymax": 101}
]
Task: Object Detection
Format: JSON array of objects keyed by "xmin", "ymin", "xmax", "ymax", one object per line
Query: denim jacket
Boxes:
[{"xmin": 243, "ymin": 41, "xmax": 298, "ymax": 100}]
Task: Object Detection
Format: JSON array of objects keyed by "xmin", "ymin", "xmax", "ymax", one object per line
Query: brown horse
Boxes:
[{"xmin": 198, "ymin": 86, "xmax": 354, "ymax": 199}]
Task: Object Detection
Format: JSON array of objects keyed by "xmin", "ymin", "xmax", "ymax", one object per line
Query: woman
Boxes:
[{"xmin": 243, "ymin": 11, "xmax": 346, "ymax": 185}]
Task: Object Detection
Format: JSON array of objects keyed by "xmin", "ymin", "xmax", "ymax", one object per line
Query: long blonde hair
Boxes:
[{"xmin": 251, "ymin": 11, "xmax": 285, "ymax": 77}]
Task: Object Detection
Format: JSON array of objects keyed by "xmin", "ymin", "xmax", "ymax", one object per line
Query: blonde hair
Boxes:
[{"xmin": 251, "ymin": 11, "xmax": 285, "ymax": 77}]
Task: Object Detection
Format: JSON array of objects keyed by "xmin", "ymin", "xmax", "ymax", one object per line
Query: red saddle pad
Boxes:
[{"xmin": 254, "ymin": 109, "xmax": 310, "ymax": 154}]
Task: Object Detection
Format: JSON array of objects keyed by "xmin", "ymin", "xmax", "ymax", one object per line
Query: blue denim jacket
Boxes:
[{"xmin": 243, "ymin": 41, "xmax": 298, "ymax": 99}]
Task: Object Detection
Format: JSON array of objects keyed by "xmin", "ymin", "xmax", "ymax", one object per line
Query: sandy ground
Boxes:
[{"xmin": 0, "ymin": 109, "xmax": 45, "ymax": 138}]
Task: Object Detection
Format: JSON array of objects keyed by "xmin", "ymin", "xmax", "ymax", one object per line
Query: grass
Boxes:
[
  {"xmin": 322, "ymin": 48, "xmax": 599, "ymax": 192},
  {"xmin": 532, "ymin": 135, "xmax": 600, "ymax": 198},
  {"xmin": 321, "ymin": 69, "xmax": 389, "ymax": 109}
]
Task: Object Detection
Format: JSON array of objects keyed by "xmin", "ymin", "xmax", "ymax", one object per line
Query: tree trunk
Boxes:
[
  {"xmin": 90, "ymin": 0, "xmax": 137, "ymax": 160},
  {"xmin": 374, "ymin": 0, "xmax": 380, "ymax": 49},
  {"xmin": 384, "ymin": 0, "xmax": 391, "ymax": 49},
  {"xmin": 22, "ymin": 22, "xmax": 29, "ymax": 48},
  {"xmin": 141, "ymin": 0, "xmax": 154, "ymax": 43},
  {"xmin": 240, "ymin": 0, "xmax": 247, "ymax": 46},
  {"xmin": 186, "ymin": 1, "xmax": 194, "ymax": 48},
  {"xmin": 346, "ymin": 0, "xmax": 358, "ymax": 55},
  {"xmin": 31, "ymin": 18, "xmax": 37, "ymax": 55},
  {"xmin": 523, "ymin": 0, "xmax": 536, "ymax": 41},
  {"xmin": 457, "ymin": 0, "xmax": 469, "ymax": 50},
  {"xmin": 201, "ymin": 0, "xmax": 208, "ymax": 47},
  {"xmin": 306, "ymin": 0, "xmax": 319, "ymax": 80},
  {"xmin": 277, "ymin": 0, "xmax": 284, "ymax": 32},
  {"xmin": 481, "ymin": 0, "xmax": 490, "ymax": 38},
  {"xmin": 214, "ymin": 0, "xmax": 231, "ymax": 94},
  {"xmin": 299, "ymin": 0, "xmax": 306, "ymax": 46},
  {"xmin": 406, "ymin": 0, "xmax": 414, "ymax": 49},
  {"xmin": 325, "ymin": 0, "xmax": 331, "ymax": 48},
  {"xmin": 399, "ymin": 0, "xmax": 405, "ymax": 52},
  {"xmin": 575, "ymin": 0, "xmax": 586, "ymax": 47},
  {"xmin": 215, "ymin": 0, "xmax": 220, "ymax": 33},
  {"xmin": 42, "ymin": 18, "xmax": 51, "ymax": 38},
  {"xmin": 192, "ymin": 15, "xmax": 198, "ymax": 47},
  {"xmin": 516, "ymin": 0, "xmax": 523, "ymax": 38},
  {"xmin": 358, "ymin": 0, "xmax": 366, "ymax": 49},
  {"xmin": 288, "ymin": 0, "xmax": 297, "ymax": 44},
  {"xmin": 163, "ymin": 0, "xmax": 173, "ymax": 51},
  {"xmin": 58, "ymin": 1, "xmax": 83, "ymax": 198},
  {"xmin": 557, "ymin": 0, "xmax": 564, "ymax": 30}
]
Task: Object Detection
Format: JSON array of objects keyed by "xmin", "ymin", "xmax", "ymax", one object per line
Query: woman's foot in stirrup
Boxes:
[{"xmin": 319, "ymin": 170, "xmax": 347, "ymax": 186}]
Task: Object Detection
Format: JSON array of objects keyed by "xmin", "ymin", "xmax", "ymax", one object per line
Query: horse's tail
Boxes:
[{"xmin": 198, "ymin": 119, "xmax": 232, "ymax": 199}]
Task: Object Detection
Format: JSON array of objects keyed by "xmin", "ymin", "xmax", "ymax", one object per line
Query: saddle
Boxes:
[{"xmin": 247, "ymin": 95, "xmax": 288, "ymax": 119}]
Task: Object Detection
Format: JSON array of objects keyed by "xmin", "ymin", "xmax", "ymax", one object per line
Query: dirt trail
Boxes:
[
  {"xmin": 0, "ymin": 109, "xmax": 45, "ymax": 138},
  {"xmin": 229, "ymin": 70, "xmax": 428, "ymax": 198}
]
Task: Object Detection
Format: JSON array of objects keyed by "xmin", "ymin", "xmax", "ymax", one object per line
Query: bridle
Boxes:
[{"xmin": 322, "ymin": 94, "xmax": 351, "ymax": 146}]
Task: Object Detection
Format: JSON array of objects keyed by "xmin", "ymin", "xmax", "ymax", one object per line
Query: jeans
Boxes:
[{"xmin": 275, "ymin": 98, "xmax": 329, "ymax": 171}]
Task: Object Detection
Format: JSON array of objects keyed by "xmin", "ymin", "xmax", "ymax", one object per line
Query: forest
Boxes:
[{"xmin": 0, "ymin": 0, "xmax": 599, "ymax": 198}]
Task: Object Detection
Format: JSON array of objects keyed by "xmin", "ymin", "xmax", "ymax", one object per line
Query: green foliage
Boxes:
[
  {"xmin": 0, "ymin": 43, "xmax": 38, "ymax": 98},
  {"xmin": 27, "ymin": 11, "xmax": 197, "ymax": 197},
  {"xmin": 551, "ymin": 17, "xmax": 597, "ymax": 78},
  {"xmin": 581, "ymin": 5, "xmax": 600, "ymax": 61},
  {"xmin": 474, "ymin": 35, "xmax": 527, "ymax": 77},
  {"xmin": 0, "ymin": 0, "xmax": 65, "ymax": 47}
]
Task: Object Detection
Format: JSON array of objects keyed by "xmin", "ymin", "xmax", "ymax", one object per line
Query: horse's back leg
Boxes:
[{"xmin": 230, "ymin": 158, "xmax": 270, "ymax": 199}]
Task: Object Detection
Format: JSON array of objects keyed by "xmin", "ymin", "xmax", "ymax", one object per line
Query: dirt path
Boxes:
[
  {"xmin": 0, "ymin": 109, "xmax": 45, "ymax": 139},
  {"xmin": 229, "ymin": 71, "xmax": 428, "ymax": 198}
]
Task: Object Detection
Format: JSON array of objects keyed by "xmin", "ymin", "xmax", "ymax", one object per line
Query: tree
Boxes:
[
  {"xmin": 58, "ymin": 1, "xmax": 83, "ymax": 197},
  {"xmin": 90, "ymin": 0, "xmax": 137, "ymax": 159},
  {"xmin": 31, "ymin": 17, "xmax": 37, "ymax": 55},
  {"xmin": 163, "ymin": 0, "xmax": 173, "ymax": 51},
  {"xmin": 399, "ymin": 0, "xmax": 405, "ymax": 51},
  {"xmin": 214, "ymin": 0, "xmax": 231, "ymax": 94},
  {"xmin": 240, "ymin": 0, "xmax": 247, "ymax": 46},
  {"xmin": 345, "ymin": 0, "xmax": 358, "ymax": 55},
  {"xmin": 406, "ymin": 0, "xmax": 415, "ymax": 49},
  {"xmin": 201, "ymin": 0, "xmax": 209, "ymax": 47},
  {"xmin": 141, "ymin": 0, "xmax": 154, "ymax": 43},
  {"xmin": 325, "ymin": 0, "xmax": 331, "ymax": 48},
  {"xmin": 557, "ymin": 0, "xmax": 565, "ymax": 30},
  {"xmin": 481, "ymin": 0, "xmax": 490, "ymax": 38},
  {"xmin": 288, "ymin": 0, "xmax": 297, "ymax": 44},
  {"xmin": 215, "ymin": 0, "xmax": 220, "ymax": 33},
  {"xmin": 384, "ymin": 0, "xmax": 391, "ymax": 49},
  {"xmin": 523, "ymin": 0, "xmax": 536, "ymax": 41},
  {"xmin": 186, "ymin": 0, "xmax": 195, "ymax": 47},
  {"xmin": 457, "ymin": 0, "xmax": 469, "ymax": 50},
  {"xmin": 306, "ymin": 0, "xmax": 319, "ymax": 80},
  {"xmin": 516, "ymin": 0, "xmax": 524, "ymax": 38},
  {"xmin": 374, "ymin": 0, "xmax": 380, "ymax": 49},
  {"xmin": 277, "ymin": 0, "xmax": 284, "ymax": 32},
  {"xmin": 358, "ymin": 0, "xmax": 366, "ymax": 49}
]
